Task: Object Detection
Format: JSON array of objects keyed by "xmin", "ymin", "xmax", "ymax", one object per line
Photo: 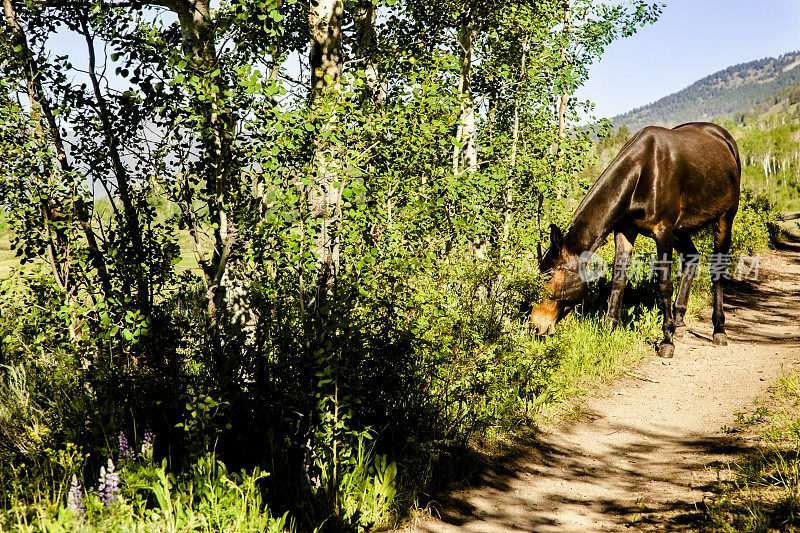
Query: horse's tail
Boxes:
[{"xmin": 724, "ymin": 132, "xmax": 742, "ymax": 184}]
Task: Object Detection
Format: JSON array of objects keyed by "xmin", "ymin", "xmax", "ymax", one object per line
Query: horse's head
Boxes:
[{"xmin": 530, "ymin": 224, "xmax": 588, "ymax": 335}]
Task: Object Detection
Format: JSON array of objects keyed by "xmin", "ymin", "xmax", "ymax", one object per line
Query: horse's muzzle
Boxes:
[{"xmin": 530, "ymin": 299, "xmax": 563, "ymax": 336}]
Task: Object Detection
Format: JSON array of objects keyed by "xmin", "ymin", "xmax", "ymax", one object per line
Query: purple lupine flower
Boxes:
[
  {"xmin": 141, "ymin": 428, "xmax": 154, "ymax": 462},
  {"xmin": 118, "ymin": 432, "xmax": 136, "ymax": 462},
  {"xmin": 67, "ymin": 474, "xmax": 84, "ymax": 515},
  {"xmin": 98, "ymin": 458, "xmax": 119, "ymax": 505}
]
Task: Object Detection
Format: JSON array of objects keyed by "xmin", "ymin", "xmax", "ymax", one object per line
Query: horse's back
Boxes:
[
  {"xmin": 672, "ymin": 122, "xmax": 741, "ymax": 172},
  {"xmin": 625, "ymin": 122, "xmax": 741, "ymax": 232}
]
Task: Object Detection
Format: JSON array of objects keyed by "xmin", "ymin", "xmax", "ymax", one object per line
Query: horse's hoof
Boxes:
[
  {"xmin": 658, "ymin": 343, "xmax": 675, "ymax": 359},
  {"xmin": 712, "ymin": 333, "xmax": 728, "ymax": 347},
  {"xmin": 674, "ymin": 325, "xmax": 686, "ymax": 339}
]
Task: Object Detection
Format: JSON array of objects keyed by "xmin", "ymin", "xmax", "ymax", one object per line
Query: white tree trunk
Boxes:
[
  {"xmin": 453, "ymin": 23, "xmax": 476, "ymax": 176},
  {"xmin": 504, "ymin": 36, "xmax": 528, "ymax": 245},
  {"xmin": 310, "ymin": 0, "xmax": 344, "ymax": 93},
  {"xmin": 309, "ymin": 0, "xmax": 344, "ymax": 291},
  {"xmin": 353, "ymin": 0, "xmax": 383, "ymax": 105},
  {"xmin": 557, "ymin": 0, "xmax": 571, "ymax": 140}
]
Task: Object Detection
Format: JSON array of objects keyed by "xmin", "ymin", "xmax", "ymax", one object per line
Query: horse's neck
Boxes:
[
  {"xmin": 564, "ymin": 162, "xmax": 635, "ymax": 255},
  {"xmin": 564, "ymin": 215, "xmax": 613, "ymax": 256}
]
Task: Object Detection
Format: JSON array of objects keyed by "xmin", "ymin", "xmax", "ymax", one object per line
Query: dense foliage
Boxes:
[{"xmin": 20, "ymin": 0, "xmax": 795, "ymax": 530}]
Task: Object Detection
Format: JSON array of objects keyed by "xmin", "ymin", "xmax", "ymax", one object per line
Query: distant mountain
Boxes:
[{"xmin": 613, "ymin": 51, "xmax": 800, "ymax": 132}]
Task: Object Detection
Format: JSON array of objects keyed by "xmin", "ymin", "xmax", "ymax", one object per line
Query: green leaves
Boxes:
[{"xmin": 0, "ymin": 0, "xmax": 666, "ymax": 527}]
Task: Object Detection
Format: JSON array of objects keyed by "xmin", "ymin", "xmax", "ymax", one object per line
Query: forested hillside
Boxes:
[
  {"xmin": 724, "ymin": 82, "xmax": 800, "ymax": 212},
  {"xmin": 590, "ymin": 77, "xmax": 800, "ymax": 220},
  {"xmin": 614, "ymin": 51, "xmax": 800, "ymax": 131}
]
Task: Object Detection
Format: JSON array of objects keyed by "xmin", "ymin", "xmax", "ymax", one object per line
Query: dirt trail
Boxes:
[{"xmin": 409, "ymin": 240, "xmax": 800, "ymax": 533}]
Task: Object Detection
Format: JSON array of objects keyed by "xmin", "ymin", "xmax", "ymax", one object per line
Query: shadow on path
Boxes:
[{"xmin": 424, "ymin": 424, "xmax": 745, "ymax": 532}]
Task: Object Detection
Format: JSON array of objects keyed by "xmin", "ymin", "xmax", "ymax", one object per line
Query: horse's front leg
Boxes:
[
  {"xmin": 605, "ymin": 230, "xmax": 636, "ymax": 329},
  {"xmin": 654, "ymin": 232, "xmax": 676, "ymax": 358}
]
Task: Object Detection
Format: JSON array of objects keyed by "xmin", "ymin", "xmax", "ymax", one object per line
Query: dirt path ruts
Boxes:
[{"xmin": 408, "ymin": 240, "xmax": 800, "ymax": 533}]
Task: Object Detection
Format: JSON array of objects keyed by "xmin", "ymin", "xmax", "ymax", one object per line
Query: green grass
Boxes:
[
  {"xmin": 0, "ymin": 453, "xmax": 293, "ymax": 533},
  {"xmin": 0, "ymin": 251, "xmax": 15, "ymax": 276},
  {"xmin": 532, "ymin": 310, "xmax": 659, "ymax": 423},
  {"xmin": 0, "ymin": 209, "xmax": 204, "ymax": 277},
  {"xmin": 697, "ymin": 369, "xmax": 800, "ymax": 532}
]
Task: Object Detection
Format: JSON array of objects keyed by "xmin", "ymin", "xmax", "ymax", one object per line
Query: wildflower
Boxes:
[
  {"xmin": 118, "ymin": 431, "xmax": 136, "ymax": 462},
  {"xmin": 67, "ymin": 474, "xmax": 84, "ymax": 515},
  {"xmin": 98, "ymin": 458, "xmax": 119, "ymax": 505},
  {"xmin": 141, "ymin": 428, "xmax": 154, "ymax": 462}
]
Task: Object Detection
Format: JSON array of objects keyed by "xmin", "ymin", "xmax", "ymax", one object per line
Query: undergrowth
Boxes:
[
  {"xmin": 0, "ymin": 193, "xmax": 778, "ymax": 532},
  {"xmin": 0, "ymin": 191, "xmax": 777, "ymax": 532}
]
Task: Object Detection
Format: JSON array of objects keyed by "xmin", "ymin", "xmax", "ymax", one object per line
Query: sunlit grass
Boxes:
[
  {"xmin": 700, "ymin": 368, "xmax": 800, "ymax": 531},
  {"xmin": 0, "ymin": 453, "xmax": 293, "ymax": 533},
  {"xmin": 0, "ymin": 205, "xmax": 204, "ymax": 278}
]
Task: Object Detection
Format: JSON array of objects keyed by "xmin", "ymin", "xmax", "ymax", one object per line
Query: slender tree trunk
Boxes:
[
  {"xmin": 453, "ymin": 22, "xmax": 476, "ymax": 175},
  {"xmin": 252, "ymin": 2, "xmax": 285, "ymax": 213},
  {"xmin": 168, "ymin": 0, "xmax": 238, "ymax": 322},
  {"xmin": 308, "ymin": 2, "xmax": 347, "ymax": 511},
  {"xmin": 2, "ymin": 0, "xmax": 111, "ymax": 305},
  {"xmin": 504, "ymin": 36, "xmax": 529, "ymax": 246},
  {"xmin": 309, "ymin": 0, "xmax": 345, "ymax": 297},
  {"xmin": 79, "ymin": 13, "xmax": 149, "ymax": 310},
  {"xmin": 452, "ymin": 22, "xmax": 483, "ymax": 258},
  {"xmin": 353, "ymin": 0, "xmax": 383, "ymax": 106},
  {"xmin": 555, "ymin": 0, "xmax": 571, "ymax": 199},
  {"xmin": 557, "ymin": 0, "xmax": 570, "ymax": 140}
]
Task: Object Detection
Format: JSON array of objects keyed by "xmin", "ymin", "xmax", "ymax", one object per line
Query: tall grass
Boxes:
[{"xmin": 1, "ymin": 453, "xmax": 293, "ymax": 532}]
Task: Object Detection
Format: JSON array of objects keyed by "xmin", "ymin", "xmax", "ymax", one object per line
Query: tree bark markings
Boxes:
[
  {"xmin": 309, "ymin": 0, "xmax": 344, "ymax": 298},
  {"xmin": 353, "ymin": 0, "xmax": 382, "ymax": 106},
  {"xmin": 453, "ymin": 21, "xmax": 476, "ymax": 177}
]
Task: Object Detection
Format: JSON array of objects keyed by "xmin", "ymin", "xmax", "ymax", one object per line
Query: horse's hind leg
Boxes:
[
  {"xmin": 654, "ymin": 228, "xmax": 676, "ymax": 358},
  {"xmin": 605, "ymin": 230, "xmax": 636, "ymax": 329},
  {"xmin": 711, "ymin": 212, "xmax": 735, "ymax": 346},
  {"xmin": 672, "ymin": 232, "xmax": 700, "ymax": 338}
]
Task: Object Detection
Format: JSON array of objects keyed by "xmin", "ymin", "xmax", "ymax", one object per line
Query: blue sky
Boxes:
[{"xmin": 575, "ymin": 0, "xmax": 800, "ymax": 119}]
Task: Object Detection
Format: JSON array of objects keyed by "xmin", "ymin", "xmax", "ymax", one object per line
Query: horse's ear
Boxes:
[{"xmin": 549, "ymin": 224, "xmax": 564, "ymax": 250}]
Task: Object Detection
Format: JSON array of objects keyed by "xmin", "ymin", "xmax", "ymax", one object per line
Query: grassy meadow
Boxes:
[{"xmin": 0, "ymin": 215, "xmax": 14, "ymax": 276}]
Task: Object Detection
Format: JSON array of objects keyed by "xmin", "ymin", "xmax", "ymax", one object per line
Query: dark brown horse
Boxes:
[{"xmin": 530, "ymin": 122, "xmax": 741, "ymax": 358}]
